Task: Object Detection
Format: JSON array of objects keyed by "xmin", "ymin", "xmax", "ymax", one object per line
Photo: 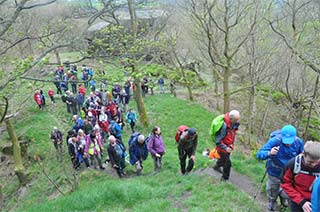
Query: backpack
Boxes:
[
  {"xmin": 109, "ymin": 122, "xmax": 117, "ymax": 136},
  {"xmin": 128, "ymin": 132, "xmax": 140, "ymax": 147},
  {"xmin": 61, "ymin": 94, "xmax": 67, "ymax": 103},
  {"xmin": 209, "ymin": 115, "xmax": 225, "ymax": 142},
  {"xmin": 293, "ymin": 154, "xmax": 320, "ymax": 176},
  {"xmin": 175, "ymin": 125, "xmax": 189, "ymax": 142}
]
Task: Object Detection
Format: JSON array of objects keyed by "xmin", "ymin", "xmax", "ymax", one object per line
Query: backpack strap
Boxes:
[{"xmin": 293, "ymin": 154, "xmax": 302, "ymax": 175}]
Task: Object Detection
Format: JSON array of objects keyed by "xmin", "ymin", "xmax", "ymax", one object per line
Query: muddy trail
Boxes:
[{"xmin": 195, "ymin": 167, "xmax": 271, "ymax": 212}]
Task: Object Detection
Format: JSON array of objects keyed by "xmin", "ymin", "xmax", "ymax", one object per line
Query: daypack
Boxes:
[
  {"xmin": 109, "ymin": 122, "xmax": 117, "ymax": 136},
  {"xmin": 293, "ymin": 154, "xmax": 320, "ymax": 176},
  {"xmin": 175, "ymin": 125, "xmax": 189, "ymax": 142},
  {"xmin": 128, "ymin": 132, "xmax": 141, "ymax": 147},
  {"xmin": 61, "ymin": 94, "xmax": 67, "ymax": 103},
  {"xmin": 209, "ymin": 115, "xmax": 225, "ymax": 142}
]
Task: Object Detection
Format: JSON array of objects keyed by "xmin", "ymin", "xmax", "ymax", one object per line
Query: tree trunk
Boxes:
[
  {"xmin": 54, "ymin": 49, "xmax": 61, "ymax": 65},
  {"xmin": 133, "ymin": 78, "xmax": 148, "ymax": 127},
  {"xmin": 303, "ymin": 74, "xmax": 319, "ymax": 140},
  {"xmin": 223, "ymin": 68, "xmax": 230, "ymax": 113},
  {"xmin": 187, "ymin": 86, "xmax": 193, "ymax": 101},
  {"xmin": 5, "ymin": 119, "xmax": 29, "ymax": 185},
  {"xmin": 127, "ymin": 0, "xmax": 138, "ymax": 37},
  {"xmin": 213, "ymin": 69, "xmax": 219, "ymax": 110}
]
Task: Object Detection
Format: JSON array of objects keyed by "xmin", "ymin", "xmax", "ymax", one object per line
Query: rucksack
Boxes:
[
  {"xmin": 209, "ymin": 115, "xmax": 225, "ymax": 142},
  {"xmin": 175, "ymin": 125, "xmax": 189, "ymax": 142},
  {"xmin": 128, "ymin": 132, "xmax": 140, "ymax": 147},
  {"xmin": 293, "ymin": 154, "xmax": 320, "ymax": 176},
  {"xmin": 109, "ymin": 123, "xmax": 117, "ymax": 136},
  {"xmin": 61, "ymin": 94, "xmax": 67, "ymax": 103}
]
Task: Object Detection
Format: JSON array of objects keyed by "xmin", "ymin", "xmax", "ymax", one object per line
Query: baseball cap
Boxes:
[
  {"xmin": 281, "ymin": 125, "xmax": 296, "ymax": 145},
  {"xmin": 188, "ymin": 128, "xmax": 197, "ymax": 136}
]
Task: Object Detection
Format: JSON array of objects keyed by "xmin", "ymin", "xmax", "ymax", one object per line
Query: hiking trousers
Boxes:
[
  {"xmin": 178, "ymin": 147, "xmax": 194, "ymax": 174},
  {"xmin": 215, "ymin": 152, "xmax": 231, "ymax": 180},
  {"xmin": 153, "ymin": 155, "xmax": 162, "ymax": 172}
]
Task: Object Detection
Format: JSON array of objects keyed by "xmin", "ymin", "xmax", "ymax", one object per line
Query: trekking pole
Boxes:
[{"xmin": 248, "ymin": 170, "xmax": 267, "ymax": 212}]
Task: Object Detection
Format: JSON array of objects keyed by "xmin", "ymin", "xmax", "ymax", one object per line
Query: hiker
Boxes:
[
  {"xmin": 256, "ymin": 125, "xmax": 304, "ymax": 211},
  {"xmin": 54, "ymin": 75, "xmax": 62, "ymax": 95},
  {"xmin": 212, "ymin": 110, "xmax": 240, "ymax": 181},
  {"xmin": 177, "ymin": 128, "xmax": 198, "ymax": 175},
  {"xmin": 98, "ymin": 110, "xmax": 109, "ymax": 141},
  {"xmin": 158, "ymin": 77, "xmax": 165, "ymax": 93},
  {"xmin": 148, "ymin": 126, "xmax": 166, "ymax": 173},
  {"xmin": 68, "ymin": 137, "xmax": 80, "ymax": 169},
  {"xmin": 281, "ymin": 141, "xmax": 320, "ymax": 212},
  {"xmin": 109, "ymin": 119, "xmax": 122, "ymax": 141},
  {"xmin": 83, "ymin": 119, "xmax": 93, "ymax": 135},
  {"xmin": 48, "ymin": 88, "xmax": 55, "ymax": 104},
  {"xmin": 84, "ymin": 133, "xmax": 104, "ymax": 170},
  {"xmin": 40, "ymin": 89, "xmax": 46, "ymax": 107},
  {"xmin": 126, "ymin": 109, "xmax": 137, "ymax": 133},
  {"xmin": 33, "ymin": 90, "xmax": 42, "ymax": 109},
  {"xmin": 129, "ymin": 134, "xmax": 148, "ymax": 176},
  {"xmin": 76, "ymin": 91, "xmax": 85, "ymax": 113},
  {"xmin": 107, "ymin": 135, "xmax": 126, "ymax": 178},
  {"xmin": 76, "ymin": 129, "xmax": 90, "ymax": 168},
  {"xmin": 50, "ymin": 127, "xmax": 63, "ymax": 155},
  {"xmin": 312, "ymin": 176, "xmax": 320, "ymax": 212},
  {"xmin": 72, "ymin": 115, "xmax": 83, "ymax": 133}
]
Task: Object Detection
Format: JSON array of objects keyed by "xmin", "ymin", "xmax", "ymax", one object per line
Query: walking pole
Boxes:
[{"xmin": 248, "ymin": 169, "xmax": 267, "ymax": 212}]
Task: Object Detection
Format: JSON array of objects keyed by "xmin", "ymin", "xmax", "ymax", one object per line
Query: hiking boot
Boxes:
[
  {"xmin": 213, "ymin": 165, "xmax": 223, "ymax": 173},
  {"xmin": 220, "ymin": 177, "xmax": 229, "ymax": 182},
  {"xmin": 267, "ymin": 201, "xmax": 277, "ymax": 211}
]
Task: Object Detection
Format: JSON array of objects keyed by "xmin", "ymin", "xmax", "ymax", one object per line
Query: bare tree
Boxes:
[{"xmin": 189, "ymin": 0, "xmax": 257, "ymax": 112}]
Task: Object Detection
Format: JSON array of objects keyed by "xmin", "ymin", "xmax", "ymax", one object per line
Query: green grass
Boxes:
[{"xmin": 3, "ymin": 93, "xmax": 264, "ymax": 211}]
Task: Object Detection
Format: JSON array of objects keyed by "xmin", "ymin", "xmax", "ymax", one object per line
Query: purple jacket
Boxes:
[
  {"xmin": 84, "ymin": 135, "xmax": 103, "ymax": 155},
  {"xmin": 148, "ymin": 134, "xmax": 166, "ymax": 156}
]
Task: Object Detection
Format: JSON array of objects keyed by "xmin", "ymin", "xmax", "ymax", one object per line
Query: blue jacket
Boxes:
[
  {"xmin": 256, "ymin": 136, "xmax": 304, "ymax": 178},
  {"xmin": 110, "ymin": 121, "xmax": 122, "ymax": 139},
  {"xmin": 129, "ymin": 140, "xmax": 148, "ymax": 165},
  {"xmin": 312, "ymin": 177, "xmax": 320, "ymax": 212}
]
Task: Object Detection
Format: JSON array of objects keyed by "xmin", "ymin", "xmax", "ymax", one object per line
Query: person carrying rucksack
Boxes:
[
  {"xmin": 129, "ymin": 134, "xmax": 148, "ymax": 176},
  {"xmin": 84, "ymin": 132, "xmax": 104, "ymax": 170},
  {"xmin": 109, "ymin": 120, "xmax": 122, "ymax": 141},
  {"xmin": 148, "ymin": 126, "xmax": 166, "ymax": 173},
  {"xmin": 212, "ymin": 110, "xmax": 240, "ymax": 182},
  {"xmin": 107, "ymin": 135, "xmax": 126, "ymax": 178},
  {"xmin": 177, "ymin": 127, "xmax": 198, "ymax": 175},
  {"xmin": 126, "ymin": 109, "xmax": 137, "ymax": 133},
  {"xmin": 281, "ymin": 141, "xmax": 320, "ymax": 212},
  {"xmin": 257, "ymin": 125, "xmax": 304, "ymax": 211},
  {"xmin": 50, "ymin": 127, "xmax": 63, "ymax": 155}
]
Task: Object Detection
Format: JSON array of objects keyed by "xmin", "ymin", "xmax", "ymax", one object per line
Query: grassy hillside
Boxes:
[{"xmin": 2, "ymin": 93, "xmax": 264, "ymax": 211}]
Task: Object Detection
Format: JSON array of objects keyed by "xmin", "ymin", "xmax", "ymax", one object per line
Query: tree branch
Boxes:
[
  {"xmin": 22, "ymin": 0, "xmax": 56, "ymax": 10},
  {"xmin": 0, "ymin": 97, "xmax": 8, "ymax": 123}
]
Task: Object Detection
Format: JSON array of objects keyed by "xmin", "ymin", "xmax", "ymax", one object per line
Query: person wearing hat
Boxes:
[
  {"xmin": 129, "ymin": 134, "xmax": 149, "ymax": 176},
  {"xmin": 177, "ymin": 127, "xmax": 198, "ymax": 175},
  {"xmin": 281, "ymin": 141, "xmax": 320, "ymax": 212},
  {"xmin": 213, "ymin": 110, "xmax": 241, "ymax": 181},
  {"xmin": 257, "ymin": 125, "xmax": 304, "ymax": 211}
]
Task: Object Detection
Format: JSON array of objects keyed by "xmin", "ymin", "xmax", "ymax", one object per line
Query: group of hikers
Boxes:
[
  {"xmin": 209, "ymin": 111, "xmax": 319, "ymax": 212},
  {"xmin": 45, "ymin": 64, "xmax": 319, "ymax": 212}
]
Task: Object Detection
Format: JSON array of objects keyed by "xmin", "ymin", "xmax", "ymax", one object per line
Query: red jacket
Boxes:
[
  {"xmin": 281, "ymin": 156, "xmax": 320, "ymax": 207},
  {"xmin": 216, "ymin": 112, "xmax": 238, "ymax": 153},
  {"xmin": 33, "ymin": 92, "xmax": 42, "ymax": 105},
  {"xmin": 78, "ymin": 86, "xmax": 86, "ymax": 96},
  {"xmin": 48, "ymin": 89, "xmax": 54, "ymax": 97}
]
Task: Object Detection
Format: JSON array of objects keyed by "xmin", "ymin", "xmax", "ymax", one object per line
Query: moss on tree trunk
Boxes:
[
  {"xmin": 133, "ymin": 79, "xmax": 148, "ymax": 127},
  {"xmin": 5, "ymin": 119, "xmax": 29, "ymax": 185}
]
